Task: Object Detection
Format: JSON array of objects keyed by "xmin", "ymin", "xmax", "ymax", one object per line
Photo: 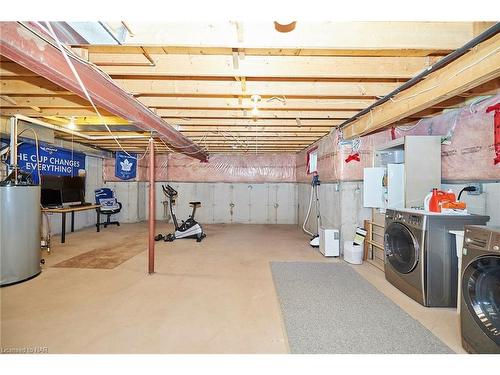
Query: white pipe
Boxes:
[
  {"xmin": 14, "ymin": 114, "xmax": 149, "ymax": 141},
  {"xmin": 302, "ymin": 185, "xmax": 315, "ymax": 236}
]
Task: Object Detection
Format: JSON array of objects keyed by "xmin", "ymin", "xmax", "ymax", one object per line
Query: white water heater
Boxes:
[{"xmin": 319, "ymin": 228, "xmax": 340, "ymax": 257}]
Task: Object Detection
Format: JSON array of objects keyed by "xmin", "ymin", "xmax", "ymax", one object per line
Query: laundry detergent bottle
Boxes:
[{"xmin": 429, "ymin": 188, "xmax": 441, "ymax": 213}]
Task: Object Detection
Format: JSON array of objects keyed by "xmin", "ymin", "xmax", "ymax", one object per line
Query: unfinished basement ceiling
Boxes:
[{"xmin": 1, "ymin": 21, "xmax": 498, "ymax": 154}]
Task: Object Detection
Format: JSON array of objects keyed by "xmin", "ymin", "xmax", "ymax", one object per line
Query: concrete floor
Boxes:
[{"xmin": 0, "ymin": 223, "xmax": 465, "ymax": 354}]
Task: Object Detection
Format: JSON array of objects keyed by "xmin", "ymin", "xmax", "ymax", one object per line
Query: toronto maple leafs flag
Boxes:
[{"xmin": 115, "ymin": 151, "xmax": 137, "ymax": 180}]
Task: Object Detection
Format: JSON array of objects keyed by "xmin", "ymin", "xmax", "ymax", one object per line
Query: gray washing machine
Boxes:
[
  {"xmin": 384, "ymin": 209, "xmax": 489, "ymax": 307},
  {"xmin": 460, "ymin": 225, "xmax": 500, "ymax": 354}
]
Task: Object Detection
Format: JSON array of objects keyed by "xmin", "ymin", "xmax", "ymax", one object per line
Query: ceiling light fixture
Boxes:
[
  {"xmin": 250, "ymin": 94, "xmax": 261, "ymax": 120},
  {"xmin": 68, "ymin": 117, "xmax": 76, "ymax": 130}
]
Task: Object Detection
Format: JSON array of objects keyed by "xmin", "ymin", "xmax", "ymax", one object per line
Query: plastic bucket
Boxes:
[{"xmin": 343, "ymin": 241, "xmax": 363, "ymax": 265}]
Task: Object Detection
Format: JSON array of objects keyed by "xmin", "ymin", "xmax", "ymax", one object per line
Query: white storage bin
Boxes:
[{"xmin": 343, "ymin": 241, "xmax": 364, "ymax": 265}]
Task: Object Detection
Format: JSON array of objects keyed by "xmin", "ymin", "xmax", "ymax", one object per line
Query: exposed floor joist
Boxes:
[
  {"xmin": 2, "ymin": 21, "xmax": 498, "ymax": 154},
  {"xmin": 342, "ymin": 33, "xmax": 500, "ymax": 139}
]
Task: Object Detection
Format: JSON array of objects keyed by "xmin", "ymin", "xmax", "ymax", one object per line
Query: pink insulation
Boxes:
[
  {"xmin": 103, "ymin": 152, "xmax": 296, "ymax": 182},
  {"xmin": 296, "ymin": 130, "xmax": 390, "ymax": 183},
  {"xmin": 296, "ymin": 94, "xmax": 500, "ymax": 182},
  {"xmin": 393, "ymin": 95, "xmax": 500, "ymax": 181},
  {"xmin": 101, "ymin": 94, "xmax": 499, "ymax": 184},
  {"xmin": 166, "ymin": 153, "xmax": 296, "ymax": 182}
]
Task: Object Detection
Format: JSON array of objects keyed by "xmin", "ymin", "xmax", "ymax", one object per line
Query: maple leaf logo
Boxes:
[{"xmin": 120, "ymin": 158, "xmax": 133, "ymax": 172}]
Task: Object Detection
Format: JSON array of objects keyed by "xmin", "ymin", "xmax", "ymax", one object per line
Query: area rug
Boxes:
[
  {"xmin": 270, "ymin": 261, "xmax": 454, "ymax": 354},
  {"xmin": 52, "ymin": 244, "xmax": 145, "ymax": 270}
]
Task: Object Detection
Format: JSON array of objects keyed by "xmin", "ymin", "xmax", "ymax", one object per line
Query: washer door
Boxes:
[
  {"xmin": 384, "ymin": 222, "xmax": 419, "ymax": 274},
  {"xmin": 463, "ymin": 255, "xmax": 500, "ymax": 345}
]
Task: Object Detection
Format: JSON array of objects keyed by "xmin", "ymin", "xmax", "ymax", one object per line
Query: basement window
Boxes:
[{"xmin": 307, "ymin": 148, "xmax": 318, "ymax": 174}]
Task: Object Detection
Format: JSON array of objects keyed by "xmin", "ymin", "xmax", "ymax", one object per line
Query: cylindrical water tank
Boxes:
[{"xmin": 0, "ymin": 185, "xmax": 41, "ymax": 286}]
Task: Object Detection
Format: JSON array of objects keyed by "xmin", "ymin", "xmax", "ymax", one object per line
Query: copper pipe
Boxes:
[{"xmin": 148, "ymin": 137, "xmax": 155, "ymax": 274}]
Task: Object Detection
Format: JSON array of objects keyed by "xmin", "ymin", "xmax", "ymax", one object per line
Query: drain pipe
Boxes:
[{"xmin": 338, "ymin": 22, "xmax": 500, "ymax": 132}]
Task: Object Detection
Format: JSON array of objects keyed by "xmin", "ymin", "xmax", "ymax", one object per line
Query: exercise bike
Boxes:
[{"xmin": 154, "ymin": 184, "xmax": 206, "ymax": 242}]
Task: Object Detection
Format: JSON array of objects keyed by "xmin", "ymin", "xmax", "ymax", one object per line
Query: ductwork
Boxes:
[{"xmin": 0, "ymin": 22, "xmax": 208, "ymax": 161}]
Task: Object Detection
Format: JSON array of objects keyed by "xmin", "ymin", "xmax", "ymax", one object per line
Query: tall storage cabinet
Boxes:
[{"xmin": 363, "ymin": 136, "xmax": 441, "ymax": 209}]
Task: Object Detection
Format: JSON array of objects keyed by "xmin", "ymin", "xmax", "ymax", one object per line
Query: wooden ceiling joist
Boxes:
[
  {"xmin": 113, "ymin": 79, "xmax": 403, "ymax": 97},
  {"xmin": 89, "ymin": 54, "xmax": 434, "ymax": 79},
  {"xmin": 161, "ymin": 118, "xmax": 341, "ymax": 127},
  {"xmin": 136, "ymin": 97, "xmax": 376, "ymax": 110},
  {"xmin": 2, "ymin": 22, "xmax": 497, "ymax": 155},
  {"xmin": 79, "ymin": 22, "xmax": 483, "ymax": 52},
  {"xmin": 155, "ymin": 109, "xmax": 357, "ymax": 119},
  {"xmin": 342, "ymin": 33, "xmax": 500, "ymax": 139}
]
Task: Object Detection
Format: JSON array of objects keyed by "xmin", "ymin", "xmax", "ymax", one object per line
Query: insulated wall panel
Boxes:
[
  {"xmin": 249, "ymin": 184, "xmax": 268, "ymax": 224},
  {"xmin": 213, "ymin": 183, "xmax": 233, "ymax": 223}
]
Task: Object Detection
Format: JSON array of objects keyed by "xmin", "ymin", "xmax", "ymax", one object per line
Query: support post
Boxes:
[
  {"xmin": 9, "ymin": 116, "xmax": 18, "ymax": 179},
  {"xmin": 148, "ymin": 138, "xmax": 155, "ymax": 274}
]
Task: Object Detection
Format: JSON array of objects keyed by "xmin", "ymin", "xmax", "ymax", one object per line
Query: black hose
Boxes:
[{"xmin": 458, "ymin": 186, "xmax": 477, "ymax": 201}]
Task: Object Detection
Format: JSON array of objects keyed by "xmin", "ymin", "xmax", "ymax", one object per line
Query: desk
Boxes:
[{"xmin": 42, "ymin": 204, "xmax": 101, "ymax": 244}]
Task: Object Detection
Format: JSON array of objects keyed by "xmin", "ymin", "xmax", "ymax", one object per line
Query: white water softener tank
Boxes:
[{"xmin": 0, "ymin": 185, "xmax": 41, "ymax": 286}]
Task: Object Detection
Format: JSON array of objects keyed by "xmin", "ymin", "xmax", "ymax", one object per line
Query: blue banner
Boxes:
[
  {"xmin": 2, "ymin": 138, "xmax": 86, "ymax": 184},
  {"xmin": 115, "ymin": 151, "xmax": 137, "ymax": 180}
]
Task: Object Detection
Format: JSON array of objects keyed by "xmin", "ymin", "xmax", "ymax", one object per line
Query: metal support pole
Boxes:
[{"xmin": 148, "ymin": 138, "xmax": 155, "ymax": 274}]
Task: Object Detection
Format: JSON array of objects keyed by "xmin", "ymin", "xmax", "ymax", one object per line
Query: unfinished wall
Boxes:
[
  {"xmin": 149, "ymin": 182, "xmax": 297, "ymax": 225},
  {"xmin": 296, "ymin": 93, "xmax": 500, "ymax": 245},
  {"xmin": 102, "ymin": 153, "xmax": 298, "ymax": 225}
]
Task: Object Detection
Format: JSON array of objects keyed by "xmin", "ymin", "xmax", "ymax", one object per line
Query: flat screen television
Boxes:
[
  {"xmin": 61, "ymin": 176, "xmax": 85, "ymax": 205},
  {"xmin": 40, "ymin": 175, "xmax": 86, "ymax": 207}
]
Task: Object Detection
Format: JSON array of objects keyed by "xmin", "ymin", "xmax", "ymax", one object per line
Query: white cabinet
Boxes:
[
  {"xmin": 363, "ymin": 136, "xmax": 441, "ymax": 209},
  {"xmin": 387, "ymin": 163, "xmax": 405, "ymax": 208},
  {"xmin": 363, "ymin": 167, "xmax": 385, "ymax": 208}
]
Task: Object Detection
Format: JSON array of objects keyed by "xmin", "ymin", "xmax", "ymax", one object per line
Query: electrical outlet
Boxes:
[{"xmin": 468, "ymin": 183, "xmax": 483, "ymax": 195}]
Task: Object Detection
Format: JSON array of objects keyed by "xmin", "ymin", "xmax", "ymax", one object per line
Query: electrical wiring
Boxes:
[
  {"xmin": 33, "ymin": 22, "xmax": 202, "ymax": 158},
  {"xmin": 468, "ymin": 95, "xmax": 494, "ymax": 114},
  {"xmin": 388, "ymin": 46, "xmax": 500, "ymax": 104},
  {"xmin": 16, "ymin": 128, "xmax": 41, "ymax": 184},
  {"xmin": 43, "ymin": 22, "xmax": 136, "ymax": 158},
  {"xmin": 395, "ymin": 118, "xmax": 425, "ymax": 133},
  {"xmin": 266, "ymin": 96, "xmax": 287, "ymax": 104}
]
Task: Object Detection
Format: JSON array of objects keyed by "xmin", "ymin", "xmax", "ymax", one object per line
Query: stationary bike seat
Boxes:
[{"xmin": 189, "ymin": 201, "xmax": 201, "ymax": 207}]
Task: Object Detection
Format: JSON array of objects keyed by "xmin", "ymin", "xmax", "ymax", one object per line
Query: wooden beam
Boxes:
[
  {"xmin": 0, "ymin": 107, "xmax": 113, "ymax": 117},
  {"xmin": 162, "ymin": 118, "xmax": 340, "ymax": 126},
  {"xmin": 0, "ymin": 22, "xmax": 207, "ymax": 161},
  {"xmin": 89, "ymin": 22, "xmax": 477, "ymax": 51},
  {"xmin": 177, "ymin": 126, "xmax": 331, "ymax": 132},
  {"xmin": 0, "ymin": 78, "xmax": 72, "ymax": 95},
  {"xmin": 157, "ymin": 109, "xmax": 357, "ymax": 119},
  {"xmin": 187, "ymin": 133, "xmax": 322, "ymax": 139},
  {"xmin": 114, "ymin": 78, "xmax": 402, "ymax": 97},
  {"xmin": 74, "ymin": 45, "xmax": 449, "ymax": 58},
  {"xmin": 136, "ymin": 96, "xmax": 375, "ymax": 110},
  {"xmin": 88, "ymin": 54, "xmax": 434, "ymax": 79},
  {"xmin": 44, "ymin": 115, "xmax": 131, "ymax": 125},
  {"xmin": 0, "ymin": 95, "xmax": 89, "ymax": 107},
  {"xmin": 342, "ymin": 34, "xmax": 500, "ymax": 139},
  {"xmin": 0, "ymin": 95, "xmax": 375, "ymax": 110}
]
